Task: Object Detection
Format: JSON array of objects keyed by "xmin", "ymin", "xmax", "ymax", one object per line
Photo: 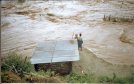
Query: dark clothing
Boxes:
[{"xmin": 78, "ymin": 37, "xmax": 83, "ymax": 48}]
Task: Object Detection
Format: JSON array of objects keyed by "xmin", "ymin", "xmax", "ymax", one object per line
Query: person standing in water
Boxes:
[{"xmin": 78, "ymin": 33, "xmax": 83, "ymax": 51}]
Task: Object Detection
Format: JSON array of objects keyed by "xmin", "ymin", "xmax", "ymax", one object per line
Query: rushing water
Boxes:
[{"xmin": 1, "ymin": 0, "xmax": 134, "ymax": 65}]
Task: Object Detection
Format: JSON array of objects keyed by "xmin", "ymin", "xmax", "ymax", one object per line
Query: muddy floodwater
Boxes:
[{"xmin": 1, "ymin": 0, "xmax": 134, "ymax": 66}]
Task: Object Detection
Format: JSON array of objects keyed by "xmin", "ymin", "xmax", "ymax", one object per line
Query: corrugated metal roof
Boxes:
[{"xmin": 30, "ymin": 40, "xmax": 79, "ymax": 64}]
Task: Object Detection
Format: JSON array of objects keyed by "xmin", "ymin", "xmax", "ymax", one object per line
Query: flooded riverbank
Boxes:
[{"xmin": 1, "ymin": 0, "xmax": 134, "ymax": 65}]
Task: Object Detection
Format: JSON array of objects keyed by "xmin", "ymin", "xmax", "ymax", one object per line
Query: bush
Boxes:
[{"xmin": 1, "ymin": 52, "xmax": 34, "ymax": 77}]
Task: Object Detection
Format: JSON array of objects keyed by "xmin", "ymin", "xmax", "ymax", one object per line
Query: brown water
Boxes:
[{"xmin": 1, "ymin": 0, "xmax": 134, "ymax": 65}]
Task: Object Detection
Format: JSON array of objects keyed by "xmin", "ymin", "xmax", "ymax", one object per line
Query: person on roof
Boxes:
[{"xmin": 74, "ymin": 34, "xmax": 78, "ymax": 39}]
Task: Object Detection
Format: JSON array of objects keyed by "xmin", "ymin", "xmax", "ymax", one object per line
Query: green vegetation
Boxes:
[
  {"xmin": 63, "ymin": 72, "xmax": 134, "ymax": 83},
  {"xmin": 1, "ymin": 52, "xmax": 34, "ymax": 77},
  {"xmin": 63, "ymin": 73, "xmax": 97, "ymax": 83},
  {"xmin": 1, "ymin": 52, "xmax": 134, "ymax": 83}
]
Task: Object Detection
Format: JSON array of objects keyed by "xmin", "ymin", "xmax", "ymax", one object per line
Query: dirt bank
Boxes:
[{"xmin": 73, "ymin": 48, "xmax": 134, "ymax": 77}]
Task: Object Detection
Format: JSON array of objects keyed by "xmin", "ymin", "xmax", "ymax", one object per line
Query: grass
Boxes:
[
  {"xmin": 62, "ymin": 72, "xmax": 134, "ymax": 83},
  {"xmin": 63, "ymin": 73, "xmax": 97, "ymax": 83},
  {"xmin": 1, "ymin": 52, "xmax": 34, "ymax": 77},
  {"xmin": 1, "ymin": 52, "xmax": 134, "ymax": 83}
]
